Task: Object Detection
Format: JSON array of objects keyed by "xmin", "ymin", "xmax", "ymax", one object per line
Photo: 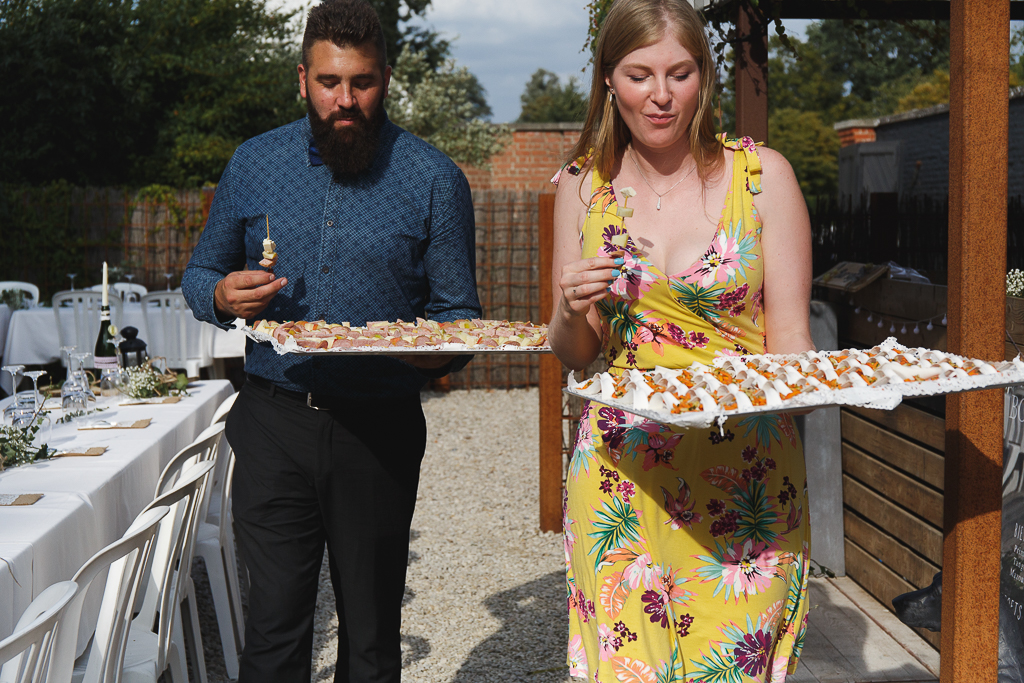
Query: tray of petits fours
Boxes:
[
  {"xmin": 243, "ymin": 318, "xmax": 552, "ymax": 355},
  {"xmin": 564, "ymin": 337, "xmax": 1024, "ymax": 429}
]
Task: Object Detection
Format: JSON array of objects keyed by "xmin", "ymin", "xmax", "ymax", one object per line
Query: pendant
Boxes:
[{"xmin": 656, "ymin": 197, "xmax": 662, "ymax": 210}]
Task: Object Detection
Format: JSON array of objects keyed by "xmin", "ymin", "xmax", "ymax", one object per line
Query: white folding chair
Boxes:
[
  {"xmin": 111, "ymin": 284, "xmax": 147, "ymax": 303},
  {"xmin": 122, "ymin": 461, "xmax": 215, "ymax": 683},
  {"xmin": 51, "ymin": 291, "xmax": 124, "ymax": 368},
  {"xmin": 46, "ymin": 506, "xmax": 168, "ymax": 683},
  {"xmin": 0, "ymin": 581, "xmax": 78, "ymax": 683},
  {"xmin": 141, "ymin": 292, "xmax": 212, "ymax": 378},
  {"xmin": 155, "ymin": 423, "xmax": 224, "ymax": 498},
  {"xmin": 193, "ymin": 395, "xmax": 243, "ymax": 677},
  {"xmin": 0, "ymin": 282, "xmax": 40, "ymax": 307}
]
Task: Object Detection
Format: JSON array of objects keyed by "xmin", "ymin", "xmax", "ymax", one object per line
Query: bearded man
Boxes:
[{"xmin": 181, "ymin": 1, "xmax": 481, "ymax": 681}]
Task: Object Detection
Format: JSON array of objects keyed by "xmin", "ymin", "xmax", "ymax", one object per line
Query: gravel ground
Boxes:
[{"xmin": 194, "ymin": 388, "xmax": 572, "ymax": 683}]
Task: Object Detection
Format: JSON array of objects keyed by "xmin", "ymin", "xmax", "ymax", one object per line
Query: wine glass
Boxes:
[
  {"xmin": 2, "ymin": 364, "xmax": 25, "ymax": 395},
  {"xmin": 22, "ymin": 370, "xmax": 51, "ymax": 444},
  {"xmin": 164, "ymin": 272, "xmax": 174, "ymax": 291},
  {"xmin": 5, "ymin": 392, "xmax": 37, "ymax": 429},
  {"xmin": 67, "ymin": 273, "xmax": 77, "ymax": 291},
  {"xmin": 70, "ymin": 352, "xmax": 94, "ymax": 400}
]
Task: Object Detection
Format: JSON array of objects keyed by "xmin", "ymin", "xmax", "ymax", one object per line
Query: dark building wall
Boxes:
[{"xmin": 874, "ymin": 91, "xmax": 1024, "ymax": 200}]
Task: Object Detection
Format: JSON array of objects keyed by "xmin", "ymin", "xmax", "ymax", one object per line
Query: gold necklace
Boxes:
[{"xmin": 628, "ymin": 148, "xmax": 697, "ymax": 210}]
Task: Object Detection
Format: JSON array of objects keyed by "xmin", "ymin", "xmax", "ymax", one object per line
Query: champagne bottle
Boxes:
[{"xmin": 94, "ymin": 305, "xmax": 119, "ymax": 370}]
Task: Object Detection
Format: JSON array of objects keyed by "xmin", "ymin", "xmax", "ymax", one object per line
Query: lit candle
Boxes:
[{"xmin": 102, "ymin": 262, "xmax": 108, "ymax": 307}]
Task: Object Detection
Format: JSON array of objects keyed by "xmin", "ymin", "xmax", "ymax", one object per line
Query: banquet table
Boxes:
[
  {"xmin": 1, "ymin": 304, "xmax": 246, "ymax": 394},
  {"xmin": 0, "ymin": 379, "xmax": 234, "ymax": 652}
]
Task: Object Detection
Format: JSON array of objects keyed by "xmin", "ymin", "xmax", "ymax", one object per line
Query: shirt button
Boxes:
[
  {"xmin": 327, "ymin": 220, "xmax": 334, "ymax": 226},
  {"xmin": 322, "ymin": 266, "xmax": 330, "ymax": 274}
]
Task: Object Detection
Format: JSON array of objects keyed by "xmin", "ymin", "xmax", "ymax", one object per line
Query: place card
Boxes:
[
  {"xmin": 119, "ymin": 397, "xmax": 181, "ymax": 406},
  {"xmin": 78, "ymin": 418, "xmax": 151, "ymax": 431},
  {"xmin": 53, "ymin": 446, "xmax": 107, "ymax": 457},
  {"xmin": 0, "ymin": 494, "xmax": 43, "ymax": 506}
]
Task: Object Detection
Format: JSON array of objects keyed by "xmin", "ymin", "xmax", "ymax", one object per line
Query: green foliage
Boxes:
[
  {"xmin": 769, "ymin": 109, "xmax": 840, "ymax": 198},
  {"xmin": 805, "ymin": 19, "xmax": 950, "ymax": 118},
  {"xmin": 0, "ymin": 0, "xmax": 305, "ymax": 187},
  {"xmin": 0, "ymin": 0, "xmax": 136, "ymax": 186},
  {"xmin": 0, "ymin": 181, "xmax": 84, "ymax": 298},
  {"xmin": 1012, "ymin": 26, "xmax": 1024, "ymax": 88},
  {"xmin": 389, "ymin": 46, "xmax": 508, "ymax": 168},
  {"xmin": 896, "ymin": 70, "xmax": 950, "ymax": 113},
  {"xmin": 517, "ymin": 69, "xmax": 588, "ymax": 123}
]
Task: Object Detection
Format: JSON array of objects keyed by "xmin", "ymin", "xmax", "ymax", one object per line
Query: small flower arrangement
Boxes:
[
  {"xmin": 0, "ymin": 289, "xmax": 29, "ymax": 310},
  {"xmin": 0, "ymin": 415, "xmax": 50, "ymax": 471},
  {"xmin": 1008, "ymin": 269, "xmax": 1024, "ymax": 298},
  {"xmin": 122, "ymin": 361, "xmax": 190, "ymax": 399}
]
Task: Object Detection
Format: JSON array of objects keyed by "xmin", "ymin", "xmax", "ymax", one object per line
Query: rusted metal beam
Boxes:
[
  {"xmin": 734, "ymin": 0, "xmax": 769, "ymax": 144},
  {"xmin": 701, "ymin": 0, "xmax": 1024, "ymax": 21},
  {"xmin": 943, "ymin": 1, "xmax": 1009, "ymax": 681},
  {"xmin": 538, "ymin": 193, "xmax": 563, "ymax": 532}
]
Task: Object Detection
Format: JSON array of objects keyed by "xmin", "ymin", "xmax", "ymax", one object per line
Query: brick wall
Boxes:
[{"xmin": 457, "ymin": 122, "xmax": 583, "ymax": 193}]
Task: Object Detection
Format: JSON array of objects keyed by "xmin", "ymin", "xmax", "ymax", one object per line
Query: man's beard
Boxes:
[{"xmin": 307, "ymin": 98, "xmax": 385, "ymax": 179}]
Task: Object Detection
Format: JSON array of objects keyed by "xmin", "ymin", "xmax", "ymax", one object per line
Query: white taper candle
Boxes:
[{"xmin": 102, "ymin": 261, "xmax": 108, "ymax": 307}]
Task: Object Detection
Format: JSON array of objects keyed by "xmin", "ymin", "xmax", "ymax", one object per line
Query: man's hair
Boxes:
[{"xmin": 302, "ymin": 0, "xmax": 387, "ymax": 71}]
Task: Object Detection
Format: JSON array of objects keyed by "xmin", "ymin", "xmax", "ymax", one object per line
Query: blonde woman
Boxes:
[{"xmin": 550, "ymin": 0, "xmax": 814, "ymax": 679}]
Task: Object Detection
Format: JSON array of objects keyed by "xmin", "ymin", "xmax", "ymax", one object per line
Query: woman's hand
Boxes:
[{"xmin": 558, "ymin": 255, "xmax": 622, "ymax": 319}]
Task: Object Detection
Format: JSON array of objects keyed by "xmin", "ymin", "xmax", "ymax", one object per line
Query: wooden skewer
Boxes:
[{"xmin": 266, "ymin": 214, "xmax": 270, "ymax": 240}]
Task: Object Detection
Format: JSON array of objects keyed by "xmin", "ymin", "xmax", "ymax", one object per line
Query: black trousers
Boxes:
[{"xmin": 225, "ymin": 378, "xmax": 426, "ymax": 683}]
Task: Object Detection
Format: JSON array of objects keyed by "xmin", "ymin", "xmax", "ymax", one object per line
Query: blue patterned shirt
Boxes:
[{"xmin": 182, "ymin": 114, "xmax": 482, "ymax": 398}]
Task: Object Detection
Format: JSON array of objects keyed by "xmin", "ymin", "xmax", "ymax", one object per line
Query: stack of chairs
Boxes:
[{"xmin": 0, "ymin": 391, "xmax": 243, "ymax": 683}]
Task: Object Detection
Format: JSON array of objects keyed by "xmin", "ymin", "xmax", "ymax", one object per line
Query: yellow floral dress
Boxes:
[{"xmin": 562, "ymin": 135, "xmax": 811, "ymax": 683}]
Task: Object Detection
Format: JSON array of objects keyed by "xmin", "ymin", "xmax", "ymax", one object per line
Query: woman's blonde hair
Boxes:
[{"xmin": 569, "ymin": 0, "xmax": 723, "ymax": 184}]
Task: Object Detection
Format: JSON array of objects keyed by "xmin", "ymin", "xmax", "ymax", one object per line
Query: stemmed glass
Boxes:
[
  {"xmin": 67, "ymin": 273, "xmax": 77, "ymax": 291},
  {"xmin": 61, "ymin": 354, "xmax": 91, "ymax": 424},
  {"xmin": 22, "ymin": 370, "xmax": 51, "ymax": 445},
  {"xmin": 164, "ymin": 272, "xmax": 174, "ymax": 291},
  {"xmin": 2, "ymin": 364, "xmax": 25, "ymax": 395},
  {"xmin": 70, "ymin": 352, "xmax": 94, "ymax": 400}
]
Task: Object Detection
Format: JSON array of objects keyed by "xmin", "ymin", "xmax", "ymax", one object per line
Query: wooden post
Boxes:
[
  {"xmin": 943, "ymin": 2, "xmax": 1010, "ymax": 682},
  {"xmin": 734, "ymin": 0, "xmax": 769, "ymax": 144},
  {"xmin": 538, "ymin": 193, "xmax": 563, "ymax": 532}
]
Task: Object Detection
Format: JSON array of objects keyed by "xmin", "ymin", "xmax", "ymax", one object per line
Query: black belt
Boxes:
[{"xmin": 246, "ymin": 373, "xmax": 343, "ymax": 410}]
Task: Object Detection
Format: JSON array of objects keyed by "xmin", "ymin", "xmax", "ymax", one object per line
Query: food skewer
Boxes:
[{"xmin": 260, "ymin": 214, "xmax": 277, "ymax": 270}]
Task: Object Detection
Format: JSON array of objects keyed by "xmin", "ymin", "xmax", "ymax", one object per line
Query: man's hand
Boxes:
[
  {"xmin": 402, "ymin": 354, "xmax": 460, "ymax": 369},
  {"xmin": 214, "ymin": 270, "xmax": 288, "ymax": 320}
]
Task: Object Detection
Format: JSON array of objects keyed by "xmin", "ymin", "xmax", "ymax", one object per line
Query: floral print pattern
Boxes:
[{"xmin": 565, "ymin": 137, "xmax": 810, "ymax": 682}]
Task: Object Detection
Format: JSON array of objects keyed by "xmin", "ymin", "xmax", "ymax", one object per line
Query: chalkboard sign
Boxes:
[{"xmin": 1001, "ymin": 387, "xmax": 1024, "ymax": 677}]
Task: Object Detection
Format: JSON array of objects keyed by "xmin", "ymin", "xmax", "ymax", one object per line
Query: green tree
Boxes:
[
  {"xmin": 806, "ymin": 19, "xmax": 950, "ymax": 118},
  {"xmin": 517, "ymin": 69, "xmax": 587, "ymax": 123},
  {"xmin": 896, "ymin": 70, "xmax": 950, "ymax": 113},
  {"xmin": 0, "ymin": 0, "xmax": 136, "ymax": 185},
  {"xmin": 768, "ymin": 108, "xmax": 839, "ymax": 199},
  {"xmin": 1012, "ymin": 26, "xmax": 1024, "ymax": 87},
  {"xmin": 389, "ymin": 46, "xmax": 508, "ymax": 168},
  {"xmin": 125, "ymin": 0, "xmax": 305, "ymax": 187}
]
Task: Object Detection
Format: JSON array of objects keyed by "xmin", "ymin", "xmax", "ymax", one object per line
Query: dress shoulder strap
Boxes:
[{"xmin": 717, "ymin": 133, "xmax": 764, "ymax": 195}]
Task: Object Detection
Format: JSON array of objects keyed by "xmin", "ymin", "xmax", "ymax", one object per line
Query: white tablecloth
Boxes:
[
  {"xmin": 0, "ymin": 379, "xmax": 234, "ymax": 649},
  {"xmin": 1, "ymin": 305, "xmax": 245, "ymax": 393}
]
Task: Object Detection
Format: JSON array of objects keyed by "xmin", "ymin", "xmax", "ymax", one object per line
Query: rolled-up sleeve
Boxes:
[{"xmin": 181, "ymin": 156, "xmax": 247, "ymax": 330}]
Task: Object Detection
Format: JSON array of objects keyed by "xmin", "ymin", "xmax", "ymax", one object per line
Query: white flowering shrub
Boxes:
[
  {"xmin": 388, "ymin": 46, "xmax": 509, "ymax": 169},
  {"xmin": 1008, "ymin": 269, "xmax": 1024, "ymax": 297}
]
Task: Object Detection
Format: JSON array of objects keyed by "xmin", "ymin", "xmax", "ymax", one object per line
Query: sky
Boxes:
[
  {"xmin": 403, "ymin": 6, "xmax": 814, "ymax": 123},
  {"xmin": 278, "ymin": 1, "xmax": 1019, "ymax": 124}
]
